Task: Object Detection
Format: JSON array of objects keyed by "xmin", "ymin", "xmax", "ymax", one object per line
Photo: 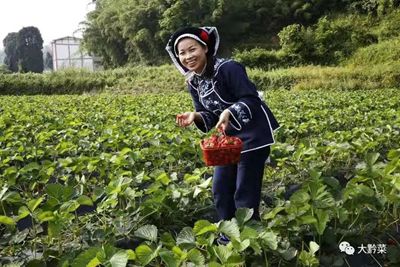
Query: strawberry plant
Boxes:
[{"xmin": 0, "ymin": 89, "xmax": 399, "ymax": 266}]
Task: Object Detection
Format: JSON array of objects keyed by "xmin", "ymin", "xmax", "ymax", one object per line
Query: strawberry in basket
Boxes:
[{"xmin": 200, "ymin": 132, "xmax": 243, "ymax": 166}]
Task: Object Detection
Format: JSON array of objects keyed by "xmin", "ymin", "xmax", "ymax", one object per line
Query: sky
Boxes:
[{"xmin": 0, "ymin": 0, "xmax": 95, "ymax": 49}]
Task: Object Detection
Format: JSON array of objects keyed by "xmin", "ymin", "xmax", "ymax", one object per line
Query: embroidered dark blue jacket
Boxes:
[{"xmin": 187, "ymin": 58, "xmax": 280, "ymax": 153}]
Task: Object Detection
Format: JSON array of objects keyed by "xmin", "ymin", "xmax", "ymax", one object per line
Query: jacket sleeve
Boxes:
[
  {"xmin": 221, "ymin": 61, "xmax": 261, "ymax": 131},
  {"xmin": 188, "ymin": 85, "xmax": 218, "ymax": 133}
]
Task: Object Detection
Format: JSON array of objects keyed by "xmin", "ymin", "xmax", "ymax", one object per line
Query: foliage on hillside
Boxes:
[
  {"xmin": 344, "ymin": 37, "xmax": 400, "ymax": 66},
  {"xmin": 81, "ymin": 0, "xmax": 353, "ymax": 68},
  {"xmin": 234, "ymin": 7, "xmax": 400, "ymax": 68}
]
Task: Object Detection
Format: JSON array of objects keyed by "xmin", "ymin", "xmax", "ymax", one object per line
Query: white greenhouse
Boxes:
[{"xmin": 51, "ymin": 36, "xmax": 101, "ymax": 71}]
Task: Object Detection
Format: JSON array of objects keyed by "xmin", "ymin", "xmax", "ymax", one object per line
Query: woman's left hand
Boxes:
[{"xmin": 216, "ymin": 109, "xmax": 230, "ymax": 132}]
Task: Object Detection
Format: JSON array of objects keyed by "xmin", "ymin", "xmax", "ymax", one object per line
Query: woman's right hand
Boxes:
[{"xmin": 176, "ymin": 112, "xmax": 196, "ymax": 127}]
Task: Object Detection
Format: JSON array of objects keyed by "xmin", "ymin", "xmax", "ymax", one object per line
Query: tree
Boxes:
[
  {"xmin": 81, "ymin": 0, "xmax": 129, "ymax": 68},
  {"xmin": 81, "ymin": 0, "xmax": 362, "ymax": 67},
  {"xmin": 3, "ymin": 32, "xmax": 19, "ymax": 72},
  {"xmin": 44, "ymin": 51, "xmax": 53, "ymax": 71},
  {"xmin": 17, "ymin": 26, "xmax": 44, "ymax": 73}
]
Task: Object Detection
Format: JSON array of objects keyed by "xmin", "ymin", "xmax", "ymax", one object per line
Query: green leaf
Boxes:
[
  {"xmin": 126, "ymin": 249, "xmax": 136, "ymax": 260},
  {"xmin": 2, "ymin": 191, "xmax": 23, "ymax": 203},
  {"xmin": 219, "ymin": 219, "xmax": 240, "ymax": 239},
  {"xmin": 260, "ymin": 231, "xmax": 278, "ymax": 250},
  {"xmin": 235, "ymin": 208, "xmax": 253, "ymax": 226},
  {"xmin": 315, "ymin": 209, "xmax": 329, "ymax": 235},
  {"xmin": 87, "ymin": 257, "xmax": 101, "ymax": 267},
  {"xmin": 4, "ymin": 166, "xmax": 17, "ymax": 176},
  {"xmin": 240, "ymin": 226, "xmax": 258, "ymax": 240},
  {"xmin": 156, "ymin": 173, "xmax": 171, "ymax": 185},
  {"xmin": 281, "ymin": 247, "xmax": 298, "ymax": 261},
  {"xmin": 0, "ymin": 186, "xmax": 8, "ymax": 200},
  {"xmin": 176, "ymin": 227, "xmax": 195, "ymax": 246},
  {"xmin": 298, "ymin": 250, "xmax": 319, "ymax": 266},
  {"xmin": 323, "ymin": 176, "xmax": 340, "ymax": 190},
  {"xmin": 134, "ymin": 225, "xmax": 158, "ymax": 243},
  {"xmin": 366, "ymin": 152, "xmax": 380, "ymax": 167},
  {"xmin": 159, "ymin": 249, "xmax": 179, "ymax": 267},
  {"xmin": 17, "ymin": 206, "xmax": 30, "ymax": 220},
  {"xmin": 310, "ymin": 169, "xmax": 322, "ymax": 179},
  {"xmin": 197, "ymin": 177, "xmax": 212, "ymax": 189},
  {"xmin": 213, "ymin": 245, "xmax": 232, "ymax": 264},
  {"xmin": 72, "ymin": 247, "xmax": 101, "ymax": 267},
  {"xmin": 135, "ymin": 245, "xmax": 157, "ymax": 266},
  {"xmin": 28, "ymin": 197, "xmax": 44, "ymax": 212},
  {"xmin": 193, "ymin": 220, "xmax": 217, "ymax": 236},
  {"xmin": 171, "ymin": 246, "xmax": 187, "ymax": 260},
  {"xmin": 337, "ymin": 208, "xmax": 349, "ymax": 224},
  {"xmin": 160, "ymin": 232, "xmax": 176, "ymax": 248},
  {"xmin": 208, "ymin": 262, "xmax": 223, "ymax": 267},
  {"xmin": 225, "ymin": 254, "xmax": 245, "ymax": 266},
  {"xmin": 58, "ymin": 157, "xmax": 74, "ymax": 167},
  {"xmin": 263, "ymin": 206, "xmax": 285, "ymax": 220},
  {"xmin": 135, "ymin": 171, "xmax": 145, "ymax": 183},
  {"xmin": 358, "ymin": 184, "xmax": 375, "ymax": 197},
  {"xmin": 103, "ymin": 244, "xmax": 118, "ymax": 260},
  {"xmin": 393, "ymin": 176, "xmax": 400, "ymax": 191},
  {"xmin": 109, "ymin": 250, "xmax": 129, "ymax": 267},
  {"xmin": 0, "ymin": 215, "xmax": 15, "ymax": 225},
  {"xmin": 38, "ymin": 211, "xmax": 55, "ymax": 222},
  {"xmin": 60, "ymin": 200, "xmax": 80, "ymax": 213},
  {"xmin": 299, "ymin": 215, "xmax": 318, "ymax": 225},
  {"xmin": 309, "ymin": 241, "xmax": 319, "ymax": 255},
  {"xmin": 48, "ymin": 220, "xmax": 63, "ymax": 238},
  {"xmin": 290, "ymin": 191, "xmax": 310, "ymax": 203},
  {"xmin": 232, "ymin": 239, "xmax": 250, "ymax": 252},
  {"xmin": 77, "ymin": 195, "xmax": 94, "ymax": 206},
  {"xmin": 20, "ymin": 162, "xmax": 40, "ymax": 174},
  {"xmin": 120, "ymin": 147, "xmax": 132, "ymax": 155},
  {"xmin": 46, "ymin": 184, "xmax": 74, "ymax": 202},
  {"xmin": 187, "ymin": 248, "xmax": 205, "ymax": 266}
]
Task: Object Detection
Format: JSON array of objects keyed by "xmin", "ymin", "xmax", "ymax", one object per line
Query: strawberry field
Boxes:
[{"xmin": 0, "ymin": 89, "xmax": 399, "ymax": 266}]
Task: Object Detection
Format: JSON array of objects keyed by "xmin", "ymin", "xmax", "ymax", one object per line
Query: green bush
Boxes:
[
  {"xmin": 0, "ymin": 65, "xmax": 11, "ymax": 74},
  {"xmin": 278, "ymin": 15, "xmax": 377, "ymax": 66},
  {"xmin": 233, "ymin": 48, "xmax": 297, "ymax": 70},
  {"xmin": 373, "ymin": 9, "xmax": 400, "ymax": 40},
  {"xmin": 278, "ymin": 24, "xmax": 316, "ymax": 64},
  {"xmin": 349, "ymin": 0, "xmax": 398, "ymax": 16},
  {"xmin": 0, "ymin": 65, "xmax": 186, "ymax": 95},
  {"xmin": 246, "ymin": 62, "xmax": 400, "ymax": 91},
  {"xmin": 0, "ymin": 69, "xmax": 109, "ymax": 95},
  {"xmin": 344, "ymin": 37, "xmax": 400, "ymax": 66},
  {"xmin": 1, "ymin": 60, "xmax": 399, "ymax": 95}
]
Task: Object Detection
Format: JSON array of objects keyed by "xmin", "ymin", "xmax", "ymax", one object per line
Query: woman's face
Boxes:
[{"xmin": 177, "ymin": 38, "xmax": 208, "ymax": 74}]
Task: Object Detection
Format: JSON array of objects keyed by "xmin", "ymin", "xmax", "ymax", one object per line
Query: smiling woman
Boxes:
[
  {"xmin": 177, "ymin": 38, "xmax": 208, "ymax": 74},
  {"xmin": 165, "ymin": 26, "xmax": 280, "ymax": 230}
]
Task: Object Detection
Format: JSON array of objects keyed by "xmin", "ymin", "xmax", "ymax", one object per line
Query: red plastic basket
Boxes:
[{"xmin": 200, "ymin": 133, "xmax": 243, "ymax": 166}]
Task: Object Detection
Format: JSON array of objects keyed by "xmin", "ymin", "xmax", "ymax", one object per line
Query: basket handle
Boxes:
[{"xmin": 217, "ymin": 126, "xmax": 226, "ymax": 136}]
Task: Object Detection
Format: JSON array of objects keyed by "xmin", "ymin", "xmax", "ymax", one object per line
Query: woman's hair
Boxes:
[{"xmin": 201, "ymin": 42, "xmax": 215, "ymax": 79}]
